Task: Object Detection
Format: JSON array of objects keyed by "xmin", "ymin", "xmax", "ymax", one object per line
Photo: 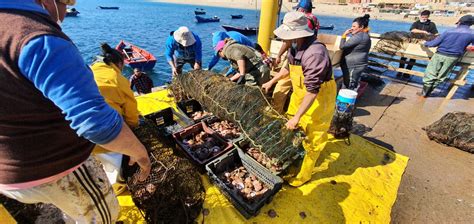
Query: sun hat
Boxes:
[
  {"xmin": 457, "ymin": 15, "xmax": 474, "ymax": 26},
  {"xmin": 214, "ymin": 40, "xmax": 226, "ymax": 53},
  {"xmin": 173, "ymin": 26, "xmax": 196, "ymax": 47},
  {"xmin": 58, "ymin": 0, "xmax": 76, "ymax": 5},
  {"xmin": 274, "ymin": 11, "xmax": 314, "ymax": 40}
]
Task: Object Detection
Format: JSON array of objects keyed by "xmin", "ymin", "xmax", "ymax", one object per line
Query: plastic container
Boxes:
[
  {"xmin": 202, "ymin": 118, "xmax": 244, "ymax": 143},
  {"xmin": 234, "ymin": 140, "xmax": 303, "ymax": 176},
  {"xmin": 172, "ymin": 122, "xmax": 233, "ymax": 172},
  {"xmin": 336, "ymin": 89, "xmax": 358, "ymax": 113},
  {"xmin": 205, "ymin": 148, "xmax": 283, "ymax": 219},
  {"xmin": 143, "ymin": 107, "xmax": 183, "ymax": 137}
]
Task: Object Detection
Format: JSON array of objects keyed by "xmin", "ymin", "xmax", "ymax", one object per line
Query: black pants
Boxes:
[
  {"xmin": 341, "ymin": 63, "xmax": 366, "ymax": 90},
  {"xmin": 399, "ymin": 57, "xmax": 416, "ymax": 70}
]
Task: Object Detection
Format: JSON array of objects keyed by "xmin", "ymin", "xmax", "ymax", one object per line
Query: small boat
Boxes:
[
  {"xmin": 98, "ymin": 6, "xmax": 119, "ymax": 10},
  {"xmin": 65, "ymin": 8, "xmax": 79, "ymax": 17},
  {"xmin": 222, "ymin": 25, "xmax": 258, "ymax": 36},
  {"xmin": 194, "ymin": 8, "xmax": 206, "ymax": 15},
  {"xmin": 231, "ymin": 14, "xmax": 243, "ymax": 19},
  {"xmin": 116, "ymin": 40, "xmax": 156, "ymax": 71},
  {"xmin": 195, "ymin": 16, "xmax": 220, "ymax": 23},
  {"xmin": 319, "ymin": 24, "xmax": 335, "ymax": 30}
]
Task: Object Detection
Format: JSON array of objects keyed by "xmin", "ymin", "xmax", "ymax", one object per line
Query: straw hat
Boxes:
[
  {"xmin": 173, "ymin": 26, "xmax": 196, "ymax": 47},
  {"xmin": 274, "ymin": 11, "xmax": 314, "ymax": 40}
]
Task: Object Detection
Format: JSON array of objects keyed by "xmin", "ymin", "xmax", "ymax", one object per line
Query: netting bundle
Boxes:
[
  {"xmin": 171, "ymin": 70, "xmax": 305, "ymax": 167},
  {"xmin": 423, "ymin": 112, "xmax": 474, "ymax": 153},
  {"xmin": 127, "ymin": 121, "xmax": 205, "ymax": 223},
  {"xmin": 370, "ymin": 31, "xmax": 437, "ymax": 69}
]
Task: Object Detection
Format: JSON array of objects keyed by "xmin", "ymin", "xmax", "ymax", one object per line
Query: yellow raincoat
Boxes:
[
  {"xmin": 286, "ymin": 63, "xmax": 337, "ymax": 186},
  {"xmin": 91, "ymin": 62, "xmax": 140, "ymax": 153}
]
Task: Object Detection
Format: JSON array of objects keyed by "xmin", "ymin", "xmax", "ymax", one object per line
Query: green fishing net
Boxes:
[{"xmin": 171, "ymin": 70, "xmax": 305, "ymax": 169}]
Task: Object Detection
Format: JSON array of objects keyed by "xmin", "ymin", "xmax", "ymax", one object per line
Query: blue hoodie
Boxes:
[
  {"xmin": 208, "ymin": 31, "xmax": 254, "ymax": 75},
  {"xmin": 1, "ymin": 0, "xmax": 123, "ymax": 144},
  {"xmin": 425, "ymin": 25, "xmax": 474, "ymax": 57},
  {"xmin": 165, "ymin": 32, "xmax": 202, "ymax": 63}
]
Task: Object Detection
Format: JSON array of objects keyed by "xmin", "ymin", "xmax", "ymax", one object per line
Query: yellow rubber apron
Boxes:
[{"xmin": 286, "ymin": 63, "xmax": 337, "ymax": 187}]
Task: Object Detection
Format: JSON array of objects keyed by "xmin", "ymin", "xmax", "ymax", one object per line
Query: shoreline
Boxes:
[{"xmin": 151, "ymin": 0, "xmax": 459, "ymax": 27}]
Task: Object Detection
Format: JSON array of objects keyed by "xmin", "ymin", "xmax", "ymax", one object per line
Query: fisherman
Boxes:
[
  {"xmin": 262, "ymin": 12, "xmax": 337, "ymax": 187},
  {"xmin": 0, "ymin": 1, "xmax": 151, "ymax": 223},
  {"xmin": 340, "ymin": 14, "xmax": 372, "ymax": 90},
  {"xmin": 91, "ymin": 43, "xmax": 142, "ymax": 195},
  {"xmin": 272, "ymin": 0, "xmax": 320, "ymax": 113},
  {"xmin": 208, "ymin": 31, "xmax": 254, "ymax": 76},
  {"xmin": 215, "ymin": 39, "xmax": 270, "ymax": 86},
  {"xmin": 165, "ymin": 26, "xmax": 202, "ymax": 76},
  {"xmin": 418, "ymin": 15, "xmax": 474, "ymax": 97},
  {"xmin": 398, "ymin": 10, "xmax": 439, "ymax": 78},
  {"xmin": 130, "ymin": 68, "xmax": 154, "ymax": 94}
]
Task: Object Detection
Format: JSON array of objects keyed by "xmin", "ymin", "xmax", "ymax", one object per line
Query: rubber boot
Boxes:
[
  {"xmin": 417, "ymin": 85, "xmax": 433, "ymax": 98},
  {"xmin": 288, "ymin": 150, "xmax": 321, "ymax": 187}
]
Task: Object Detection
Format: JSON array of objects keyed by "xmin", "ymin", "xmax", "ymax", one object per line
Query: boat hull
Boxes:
[
  {"xmin": 65, "ymin": 11, "xmax": 79, "ymax": 17},
  {"xmin": 116, "ymin": 41, "xmax": 157, "ymax": 71},
  {"xmin": 222, "ymin": 25, "xmax": 257, "ymax": 36},
  {"xmin": 195, "ymin": 16, "xmax": 220, "ymax": 23}
]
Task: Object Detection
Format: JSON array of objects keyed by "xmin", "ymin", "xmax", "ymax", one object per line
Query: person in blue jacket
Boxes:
[
  {"xmin": 165, "ymin": 26, "xmax": 202, "ymax": 76},
  {"xmin": 419, "ymin": 15, "xmax": 474, "ymax": 97},
  {"xmin": 0, "ymin": 0, "xmax": 150, "ymax": 223},
  {"xmin": 208, "ymin": 31, "xmax": 254, "ymax": 76}
]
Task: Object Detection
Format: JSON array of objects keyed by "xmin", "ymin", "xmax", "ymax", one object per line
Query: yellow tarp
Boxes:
[
  {"xmin": 135, "ymin": 89, "xmax": 177, "ymax": 116},
  {"xmin": 0, "ymin": 204, "xmax": 16, "ymax": 224},
  {"xmin": 119, "ymin": 90, "xmax": 409, "ymax": 223}
]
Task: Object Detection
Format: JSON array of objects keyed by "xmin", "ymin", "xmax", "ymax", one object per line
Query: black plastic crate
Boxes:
[
  {"xmin": 234, "ymin": 140, "xmax": 304, "ymax": 176},
  {"xmin": 144, "ymin": 107, "xmax": 175, "ymax": 127},
  {"xmin": 205, "ymin": 148, "xmax": 283, "ymax": 219},
  {"xmin": 177, "ymin": 99, "xmax": 202, "ymax": 116},
  {"xmin": 172, "ymin": 122, "xmax": 233, "ymax": 172}
]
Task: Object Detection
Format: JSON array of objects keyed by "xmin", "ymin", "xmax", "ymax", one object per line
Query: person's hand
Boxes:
[
  {"xmin": 261, "ymin": 81, "xmax": 273, "ymax": 94},
  {"xmin": 194, "ymin": 62, "xmax": 201, "ymax": 70},
  {"xmin": 343, "ymin": 29, "xmax": 352, "ymax": 37},
  {"xmin": 274, "ymin": 56, "xmax": 282, "ymax": 66},
  {"xmin": 129, "ymin": 149, "xmax": 151, "ymax": 182},
  {"xmin": 171, "ymin": 67, "xmax": 178, "ymax": 76},
  {"xmin": 286, "ymin": 116, "xmax": 300, "ymax": 130}
]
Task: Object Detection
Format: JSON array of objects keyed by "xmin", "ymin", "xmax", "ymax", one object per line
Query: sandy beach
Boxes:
[{"xmin": 152, "ymin": 0, "xmax": 462, "ymax": 26}]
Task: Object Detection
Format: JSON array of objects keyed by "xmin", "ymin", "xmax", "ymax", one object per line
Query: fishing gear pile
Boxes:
[
  {"xmin": 171, "ymin": 70, "xmax": 305, "ymax": 171},
  {"xmin": 423, "ymin": 112, "xmax": 473, "ymax": 153},
  {"xmin": 370, "ymin": 31, "xmax": 436, "ymax": 70},
  {"xmin": 126, "ymin": 120, "xmax": 205, "ymax": 223}
]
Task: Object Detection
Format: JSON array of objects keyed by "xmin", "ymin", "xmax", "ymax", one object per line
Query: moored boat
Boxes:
[
  {"xmin": 195, "ymin": 15, "xmax": 220, "ymax": 23},
  {"xmin": 116, "ymin": 40, "xmax": 156, "ymax": 71},
  {"xmin": 222, "ymin": 25, "xmax": 258, "ymax": 36},
  {"xmin": 231, "ymin": 14, "xmax": 243, "ymax": 19},
  {"xmin": 194, "ymin": 8, "xmax": 206, "ymax": 15},
  {"xmin": 98, "ymin": 6, "xmax": 119, "ymax": 10},
  {"xmin": 319, "ymin": 24, "xmax": 335, "ymax": 30},
  {"xmin": 66, "ymin": 8, "xmax": 79, "ymax": 17}
]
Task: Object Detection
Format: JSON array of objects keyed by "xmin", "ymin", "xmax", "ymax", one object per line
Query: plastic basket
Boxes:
[
  {"xmin": 143, "ymin": 107, "xmax": 183, "ymax": 137},
  {"xmin": 201, "ymin": 118, "xmax": 244, "ymax": 143},
  {"xmin": 172, "ymin": 122, "xmax": 233, "ymax": 172},
  {"xmin": 177, "ymin": 99, "xmax": 214, "ymax": 123},
  {"xmin": 205, "ymin": 148, "xmax": 283, "ymax": 219},
  {"xmin": 234, "ymin": 140, "xmax": 304, "ymax": 176}
]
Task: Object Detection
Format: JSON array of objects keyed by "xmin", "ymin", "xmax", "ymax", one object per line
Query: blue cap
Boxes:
[
  {"xmin": 294, "ymin": 0, "xmax": 313, "ymax": 12},
  {"xmin": 212, "ymin": 32, "xmax": 230, "ymax": 48}
]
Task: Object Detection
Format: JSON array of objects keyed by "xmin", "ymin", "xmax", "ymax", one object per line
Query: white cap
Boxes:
[
  {"xmin": 173, "ymin": 26, "xmax": 196, "ymax": 47},
  {"xmin": 273, "ymin": 12, "xmax": 314, "ymax": 40}
]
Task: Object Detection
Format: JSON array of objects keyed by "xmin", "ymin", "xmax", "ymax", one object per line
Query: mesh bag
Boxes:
[
  {"xmin": 126, "ymin": 121, "xmax": 205, "ymax": 224},
  {"xmin": 423, "ymin": 112, "xmax": 473, "ymax": 153},
  {"xmin": 170, "ymin": 70, "xmax": 305, "ymax": 168}
]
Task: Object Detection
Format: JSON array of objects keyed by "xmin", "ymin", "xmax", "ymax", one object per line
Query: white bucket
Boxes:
[{"xmin": 336, "ymin": 89, "xmax": 358, "ymax": 113}]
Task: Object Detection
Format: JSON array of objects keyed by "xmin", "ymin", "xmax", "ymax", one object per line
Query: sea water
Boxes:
[{"xmin": 63, "ymin": 0, "xmax": 469, "ymax": 87}]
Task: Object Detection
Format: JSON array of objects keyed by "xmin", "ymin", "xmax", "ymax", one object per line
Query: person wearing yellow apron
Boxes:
[{"xmin": 263, "ymin": 12, "xmax": 337, "ymax": 187}]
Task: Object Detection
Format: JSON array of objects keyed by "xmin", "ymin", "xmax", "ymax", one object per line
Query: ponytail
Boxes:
[
  {"xmin": 100, "ymin": 43, "xmax": 124, "ymax": 67},
  {"xmin": 354, "ymin": 14, "xmax": 370, "ymax": 29}
]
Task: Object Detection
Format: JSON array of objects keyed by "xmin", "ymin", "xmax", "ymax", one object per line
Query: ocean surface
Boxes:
[{"xmin": 63, "ymin": 0, "xmax": 469, "ymax": 86}]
